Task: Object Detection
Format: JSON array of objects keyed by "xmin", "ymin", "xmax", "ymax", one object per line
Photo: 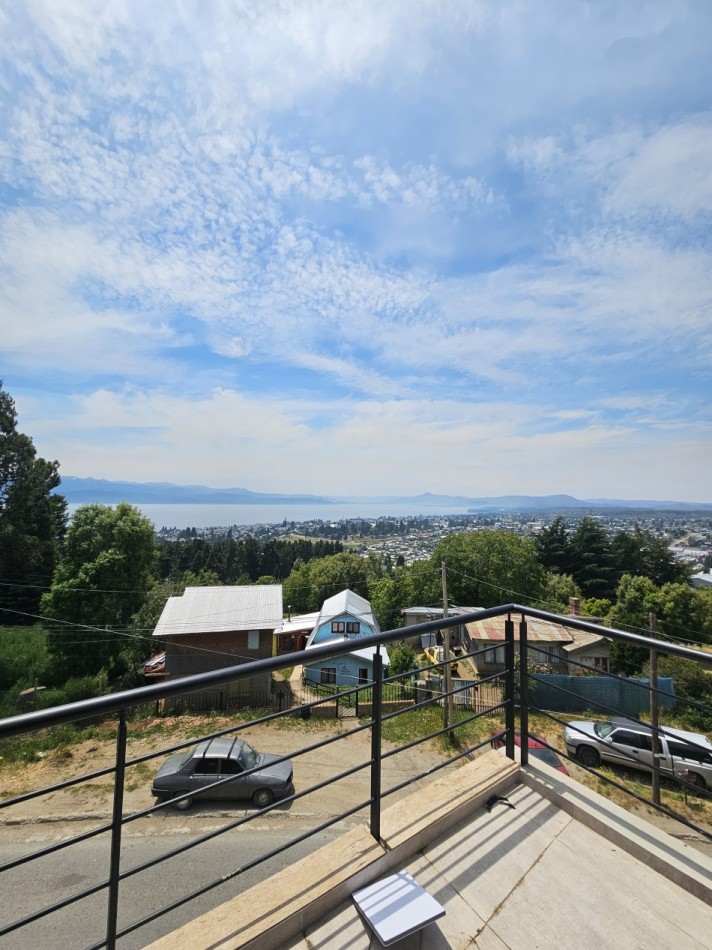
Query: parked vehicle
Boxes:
[
  {"xmin": 424, "ymin": 645, "xmax": 459, "ymax": 676},
  {"xmin": 491, "ymin": 729, "xmax": 570, "ymax": 775},
  {"xmin": 563, "ymin": 717, "xmax": 712, "ymax": 790},
  {"xmin": 152, "ymin": 736, "xmax": 294, "ymax": 810}
]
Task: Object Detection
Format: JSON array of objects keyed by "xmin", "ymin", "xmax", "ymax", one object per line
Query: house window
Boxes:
[
  {"xmin": 346, "ymin": 622, "xmax": 360, "ymax": 634},
  {"xmin": 358, "ymin": 668, "xmax": 369, "ymax": 684},
  {"xmin": 331, "ymin": 621, "xmax": 345, "ymax": 634},
  {"xmin": 320, "ymin": 667, "xmax": 336, "ymax": 685},
  {"xmin": 247, "ymin": 630, "xmax": 260, "ymax": 651},
  {"xmin": 594, "ymin": 657, "xmax": 609, "ymax": 672},
  {"xmin": 485, "ymin": 647, "xmax": 505, "ymax": 665}
]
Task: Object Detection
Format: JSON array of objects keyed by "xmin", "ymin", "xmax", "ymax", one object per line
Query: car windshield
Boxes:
[
  {"xmin": 238, "ymin": 742, "xmax": 258, "ymax": 771},
  {"xmin": 595, "ymin": 721, "xmax": 615, "ymax": 738},
  {"xmin": 530, "ymin": 747, "xmax": 562, "ymax": 769},
  {"xmin": 177, "ymin": 749, "xmax": 195, "ymax": 769}
]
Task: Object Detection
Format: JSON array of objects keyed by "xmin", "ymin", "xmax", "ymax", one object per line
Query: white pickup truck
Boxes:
[{"xmin": 563, "ymin": 717, "xmax": 712, "ymax": 792}]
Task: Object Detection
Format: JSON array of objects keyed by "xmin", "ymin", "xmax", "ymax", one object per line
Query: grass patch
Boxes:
[{"xmin": 0, "ymin": 723, "xmax": 105, "ymax": 766}]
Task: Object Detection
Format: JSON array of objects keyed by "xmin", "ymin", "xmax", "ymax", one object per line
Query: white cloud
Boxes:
[{"xmin": 1, "ymin": 1, "xmax": 711, "ymax": 502}]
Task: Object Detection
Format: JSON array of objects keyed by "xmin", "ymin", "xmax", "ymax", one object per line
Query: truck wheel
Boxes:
[
  {"xmin": 692, "ymin": 773, "xmax": 708, "ymax": 792},
  {"xmin": 576, "ymin": 746, "xmax": 600, "ymax": 768}
]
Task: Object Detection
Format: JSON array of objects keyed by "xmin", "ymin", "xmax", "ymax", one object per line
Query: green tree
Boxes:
[
  {"xmin": 542, "ymin": 573, "xmax": 581, "ymax": 612},
  {"xmin": 0, "ymin": 624, "xmax": 51, "ymax": 692},
  {"xmin": 387, "ymin": 641, "xmax": 418, "ymax": 678},
  {"xmin": 612, "ymin": 524, "xmax": 690, "ymax": 587},
  {"xmin": 580, "ymin": 597, "xmax": 612, "ymax": 619},
  {"xmin": 568, "ymin": 517, "xmax": 617, "ymax": 600},
  {"xmin": 369, "ymin": 568, "xmax": 416, "ymax": 631},
  {"xmin": 608, "ymin": 574, "xmax": 657, "ymax": 674},
  {"xmin": 283, "ymin": 552, "xmax": 377, "ymax": 612},
  {"xmin": 431, "ymin": 530, "xmax": 546, "ymax": 608},
  {"xmin": 654, "ymin": 582, "xmax": 711, "ymax": 645},
  {"xmin": 42, "ymin": 503, "xmax": 156, "ymax": 679},
  {"xmin": 405, "ymin": 559, "xmax": 441, "ymax": 608},
  {"xmin": 535, "ymin": 517, "xmax": 572, "ymax": 575},
  {"xmin": 653, "ymin": 656, "xmax": 712, "ymax": 731},
  {"xmin": 0, "ymin": 382, "xmax": 67, "ymax": 621}
]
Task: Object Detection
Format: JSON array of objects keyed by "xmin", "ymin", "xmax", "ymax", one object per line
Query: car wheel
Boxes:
[
  {"xmin": 172, "ymin": 794, "xmax": 193, "ymax": 811},
  {"xmin": 576, "ymin": 746, "xmax": 601, "ymax": 768},
  {"xmin": 253, "ymin": 788, "xmax": 274, "ymax": 808}
]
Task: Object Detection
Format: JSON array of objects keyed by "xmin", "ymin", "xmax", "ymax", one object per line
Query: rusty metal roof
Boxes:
[{"xmin": 466, "ymin": 616, "xmax": 574, "ymax": 644}]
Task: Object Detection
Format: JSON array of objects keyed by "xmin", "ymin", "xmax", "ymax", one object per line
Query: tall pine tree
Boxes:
[{"xmin": 0, "ymin": 382, "xmax": 67, "ymax": 622}]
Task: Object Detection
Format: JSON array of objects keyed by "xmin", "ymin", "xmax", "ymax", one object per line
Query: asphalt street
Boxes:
[{"xmin": 0, "ymin": 823, "xmax": 341, "ymax": 950}]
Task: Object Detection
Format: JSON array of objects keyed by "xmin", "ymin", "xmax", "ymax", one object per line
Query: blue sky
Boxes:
[{"xmin": 1, "ymin": 1, "xmax": 710, "ymax": 501}]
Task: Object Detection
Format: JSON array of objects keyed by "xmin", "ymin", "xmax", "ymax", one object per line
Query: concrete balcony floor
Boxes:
[{"xmin": 150, "ymin": 753, "xmax": 712, "ymax": 950}]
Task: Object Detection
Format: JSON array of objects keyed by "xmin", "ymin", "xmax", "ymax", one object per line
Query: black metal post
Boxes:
[
  {"xmin": 504, "ymin": 615, "xmax": 516, "ymax": 761},
  {"xmin": 519, "ymin": 615, "xmax": 529, "ymax": 767},
  {"xmin": 370, "ymin": 649, "xmax": 383, "ymax": 841},
  {"xmin": 106, "ymin": 708, "xmax": 127, "ymax": 950}
]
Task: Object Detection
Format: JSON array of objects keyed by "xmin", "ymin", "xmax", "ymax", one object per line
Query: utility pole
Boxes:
[
  {"xmin": 442, "ymin": 562, "xmax": 455, "ymax": 740},
  {"xmin": 650, "ymin": 611, "xmax": 660, "ymax": 806}
]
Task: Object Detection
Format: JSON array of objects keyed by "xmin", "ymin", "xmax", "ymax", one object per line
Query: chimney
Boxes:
[{"xmin": 569, "ymin": 597, "xmax": 581, "ymax": 616}]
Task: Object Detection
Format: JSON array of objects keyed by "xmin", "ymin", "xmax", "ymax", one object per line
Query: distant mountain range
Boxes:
[{"xmin": 57, "ymin": 477, "xmax": 712, "ymax": 511}]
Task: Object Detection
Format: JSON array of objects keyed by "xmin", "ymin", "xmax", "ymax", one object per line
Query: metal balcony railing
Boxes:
[{"xmin": 0, "ymin": 605, "xmax": 710, "ymax": 949}]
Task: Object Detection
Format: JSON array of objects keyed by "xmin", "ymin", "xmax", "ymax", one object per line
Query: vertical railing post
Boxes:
[
  {"xmin": 504, "ymin": 614, "xmax": 516, "ymax": 761},
  {"xmin": 106, "ymin": 708, "xmax": 127, "ymax": 950},
  {"xmin": 519, "ymin": 615, "xmax": 529, "ymax": 767},
  {"xmin": 370, "ymin": 649, "xmax": 383, "ymax": 841}
]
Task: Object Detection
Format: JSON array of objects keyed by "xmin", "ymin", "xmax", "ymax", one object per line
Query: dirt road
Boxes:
[{"xmin": 0, "ymin": 716, "xmax": 452, "ymax": 829}]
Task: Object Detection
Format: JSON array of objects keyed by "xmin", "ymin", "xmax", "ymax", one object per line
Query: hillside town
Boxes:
[{"xmin": 157, "ymin": 509, "xmax": 712, "ymax": 574}]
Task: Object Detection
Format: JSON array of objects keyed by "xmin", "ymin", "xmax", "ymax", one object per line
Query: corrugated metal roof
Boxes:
[
  {"xmin": 562, "ymin": 627, "xmax": 608, "ymax": 652},
  {"xmin": 466, "ymin": 616, "xmax": 574, "ymax": 644},
  {"xmin": 315, "ymin": 589, "xmax": 379, "ymax": 631},
  {"xmin": 153, "ymin": 585, "xmax": 283, "ymax": 637},
  {"xmin": 275, "ymin": 612, "xmax": 320, "ymax": 635}
]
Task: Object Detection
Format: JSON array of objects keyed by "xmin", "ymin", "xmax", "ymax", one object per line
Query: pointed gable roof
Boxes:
[{"xmin": 316, "ymin": 588, "xmax": 379, "ymax": 629}]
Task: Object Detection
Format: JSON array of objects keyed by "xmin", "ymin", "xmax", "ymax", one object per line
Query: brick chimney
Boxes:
[{"xmin": 569, "ymin": 597, "xmax": 581, "ymax": 616}]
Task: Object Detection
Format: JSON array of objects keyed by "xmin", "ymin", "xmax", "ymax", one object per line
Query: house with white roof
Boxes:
[
  {"xmin": 152, "ymin": 585, "xmax": 282, "ymax": 707},
  {"xmin": 303, "ymin": 589, "xmax": 389, "ymax": 689},
  {"xmin": 691, "ymin": 570, "xmax": 712, "ymax": 588}
]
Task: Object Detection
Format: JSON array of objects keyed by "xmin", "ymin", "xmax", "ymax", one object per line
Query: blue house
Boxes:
[{"xmin": 303, "ymin": 589, "xmax": 389, "ymax": 688}]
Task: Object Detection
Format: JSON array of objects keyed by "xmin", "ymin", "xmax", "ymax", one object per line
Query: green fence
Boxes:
[{"xmin": 530, "ymin": 675, "xmax": 676, "ymax": 717}]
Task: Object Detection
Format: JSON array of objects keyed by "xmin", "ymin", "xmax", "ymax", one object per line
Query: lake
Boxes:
[{"xmin": 67, "ymin": 502, "xmax": 472, "ymax": 530}]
